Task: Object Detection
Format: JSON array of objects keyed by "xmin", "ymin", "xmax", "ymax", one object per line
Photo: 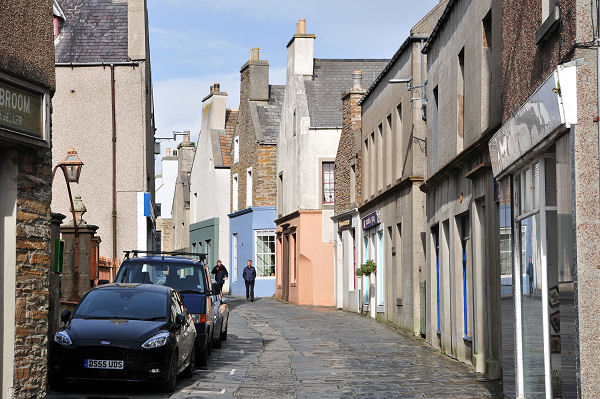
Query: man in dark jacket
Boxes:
[
  {"xmin": 242, "ymin": 259, "xmax": 256, "ymax": 302},
  {"xmin": 211, "ymin": 260, "xmax": 228, "ymax": 293}
]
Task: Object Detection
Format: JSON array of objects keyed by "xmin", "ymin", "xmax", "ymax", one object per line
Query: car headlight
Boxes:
[
  {"xmin": 141, "ymin": 332, "xmax": 170, "ymax": 349},
  {"xmin": 54, "ymin": 331, "xmax": 72, "ymax": 346}
]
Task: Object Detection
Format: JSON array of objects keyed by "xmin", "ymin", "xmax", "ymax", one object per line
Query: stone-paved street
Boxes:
[{"xmin": 47, "ymin": 297, "xmax": 503, "ymax": 399}]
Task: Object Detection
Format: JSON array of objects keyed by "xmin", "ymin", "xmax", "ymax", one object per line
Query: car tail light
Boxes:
[{"xmin": 191, "ymin": 314, "xmax": 207, "ymax": 323}]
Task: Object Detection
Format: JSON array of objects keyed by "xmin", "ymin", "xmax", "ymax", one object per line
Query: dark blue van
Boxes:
[{"xmin": 114, "ymin": 252, "xmax": 217, "ymax": 365}]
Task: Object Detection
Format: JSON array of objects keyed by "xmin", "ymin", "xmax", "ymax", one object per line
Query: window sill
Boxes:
[
  {"xmin": 535, "ymin": 6, "xmax": 560, "ymax": 45},
  {"xmin": 290, "ymin": 282, "xmax": 297, "ymax": 287}
]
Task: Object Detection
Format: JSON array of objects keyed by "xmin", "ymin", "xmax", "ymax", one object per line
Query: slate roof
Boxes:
[
  {"xmin": 305, "ymin": 59, "xmax": 389, "ymax": 128},
  {"xmin": 220, "ymin": 109, "xmax": 238, "ymax": 167},
  {"xmin": 55, "ymin": 0, "xmax": 129, "ymax": 63},
  {"xmin": 254, "ymin": 85, "xmax": 285, "ymax": 145}
]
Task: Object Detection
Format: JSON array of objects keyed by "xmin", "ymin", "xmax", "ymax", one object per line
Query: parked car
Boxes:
[
  {"xmin": 114, "ymin": 253, "xmax": 217, "ymax": 366},
  {"xmin": 210, "ymin": 285, "xmax": 230, "ymax": 348},
  {"xmin": 49, "ymin": 283, "xmax": 196, "ymax": 393}
]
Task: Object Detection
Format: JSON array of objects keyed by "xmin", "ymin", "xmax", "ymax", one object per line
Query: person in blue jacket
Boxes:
[{"xmin": 242, "ymin": 259, "xmax": 256, "ymax": 302}]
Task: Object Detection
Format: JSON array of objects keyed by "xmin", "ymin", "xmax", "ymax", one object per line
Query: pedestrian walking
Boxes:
[
  {"xmin": 527, "ymin": 256, "xmax": 534, "ymax": 296},
  {"xmin": 211, "ymin": 259, "xmax": 228, "ymax": 293},
  {"xmin": 243, "ymin": 259, "xmax": 256, "ymax": 302}
]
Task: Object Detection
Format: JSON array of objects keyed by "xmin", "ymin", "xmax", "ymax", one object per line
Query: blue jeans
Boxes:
[{"xmin": 245, "ymin": 280, "xmax": 255, "ymax": 300}]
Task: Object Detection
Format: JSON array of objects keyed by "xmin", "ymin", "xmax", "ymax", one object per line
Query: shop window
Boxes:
[
  {"xmin": 232, "ymin": 234, "xmax": 238, "ymax": 282},
  {"xmin": 322, "ymin": 162, "xmax": 334, "ymax": 205},
  {"xmin": 255, "ymin": 229, "xmax": 276, "ymax": 277}
]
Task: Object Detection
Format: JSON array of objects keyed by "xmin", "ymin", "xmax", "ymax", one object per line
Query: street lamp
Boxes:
[{"xmin": 52, "ymin": 147, "xmax": 84, "ymax": 275}]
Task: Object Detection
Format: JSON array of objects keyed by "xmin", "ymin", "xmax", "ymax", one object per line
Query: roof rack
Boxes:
[{"xmin": 123, "ymin": 250, "xmax": 207, "ymax": 261}]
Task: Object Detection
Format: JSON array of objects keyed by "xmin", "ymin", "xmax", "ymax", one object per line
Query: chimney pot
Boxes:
[
  {"xmin": 166, "ymin": 148, "xmax": 171, "ymax": 156},
  {"xmin": 353, "ymin": 70, "xmax": 362, "ymax": 89},
  {"xmin": 249, "ymin": 47, "xmax": 260, "ymax": 62},
  {"xmin": 183, "ymin": 131, "xmax": 190, "ymax": 142},
  {"xmin": 213, "ymin": 82, "xmax": 220, "ymax": 92},
  {"xmin": 296, "ymin": 19, "xmax": 306, "ymax": 34}
]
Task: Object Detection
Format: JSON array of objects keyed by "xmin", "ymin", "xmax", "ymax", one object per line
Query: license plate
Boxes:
[{"xmin": 84, "ymin": 359, "xmax": 124, "ymax": 369}]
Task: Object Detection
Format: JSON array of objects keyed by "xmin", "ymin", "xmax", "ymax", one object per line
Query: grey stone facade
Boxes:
[{"xmin": 422, "ymin": 0, "xmax": 502, "ymax": 377}]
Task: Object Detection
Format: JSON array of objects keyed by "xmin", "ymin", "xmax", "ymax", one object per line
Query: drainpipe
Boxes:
[{"xmin": 111, "ymin": 65, "xmax": 117, "ymax": 275}]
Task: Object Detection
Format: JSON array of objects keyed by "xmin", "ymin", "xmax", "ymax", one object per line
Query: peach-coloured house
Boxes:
[{"xmin": 275, "ymin": 20, "xmax": 387, "ymax": 306}]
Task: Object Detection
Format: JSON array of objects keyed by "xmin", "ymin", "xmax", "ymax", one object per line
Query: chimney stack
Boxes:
[
  {"xmin": 296, "ymin": 19, "xmax": 306, "ymax": 34},
  {"xmin": 249, "ymin": 47, "xmax": 260, "ymax": 62},
  {"xmin": 353, "ymin": 70, "xmax": 362, "ymax": 90}
]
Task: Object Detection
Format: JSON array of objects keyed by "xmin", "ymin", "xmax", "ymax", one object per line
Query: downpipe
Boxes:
[{"xmin": 111, "ymin": 65, "xmax": 117, "ymax": 274}]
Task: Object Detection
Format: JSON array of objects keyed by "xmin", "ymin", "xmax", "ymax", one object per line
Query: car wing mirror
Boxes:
[
  {"xmin": 175, "ymin": 313, "xmax": 185, "ymax": 326},
  {"xmin": 61, "ymin": 309, "xmax": 72, "ymax": 325}
]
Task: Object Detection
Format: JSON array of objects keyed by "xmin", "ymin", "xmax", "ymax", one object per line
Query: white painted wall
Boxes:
[
  {"xmin": 156, "ymin": 156, "xmax": 177, "ymax": 218},
  {"xmin": 0, "ymin": 152, "xmax": 17, "ymax": 399},
  {"xmin": 189, "ymin": 89, "xmax": 231, "ymax": 267}
]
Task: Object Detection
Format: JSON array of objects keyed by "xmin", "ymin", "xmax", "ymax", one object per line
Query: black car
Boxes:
[
  {"xmin": 114, "ymin": 253, "xmax": 217, "ymax": 365},
  {"xmin": 49, "ymin": 284, "xmax": 196, "ymax": 393}
]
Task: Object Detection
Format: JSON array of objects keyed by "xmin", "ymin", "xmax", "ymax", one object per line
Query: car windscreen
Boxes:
[
  {"xmin": 74, "ymin": 289, "xmax": 168, "ymax": 321},
  {"xmin": 115, "ymin": 261, "xmax": 206, "ymax": 294}
]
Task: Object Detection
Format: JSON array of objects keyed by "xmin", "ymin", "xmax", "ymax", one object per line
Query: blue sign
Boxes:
[{"xmin": 362, "ymin": 211, "xmax": 379, "ymax": 230}]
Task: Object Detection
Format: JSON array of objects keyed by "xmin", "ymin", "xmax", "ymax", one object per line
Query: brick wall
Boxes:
[
  {"xmin": 14, "ymin": 147, "xmax": 52, "ymax": 398},
  {"xmin": 334, "ymin": 89, "xmax": 364, "ymax": 215},
  {"xmin": 230, "ymin": 63, "xmax": 277, "ymax": 212}
]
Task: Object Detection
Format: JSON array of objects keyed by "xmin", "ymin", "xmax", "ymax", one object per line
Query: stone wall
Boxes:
[
  {"xmin": 231, "ymin": 61, "xmax": 277, "ymax": 212},
  {"xmin": 14, "ymin": 147, "xmax": 53, "ymax": 398},
  {"xmin": 334, "ymin": 89, "xmax": 364, "ymax": 215}
]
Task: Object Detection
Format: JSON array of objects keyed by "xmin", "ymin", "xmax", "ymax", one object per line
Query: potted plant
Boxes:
[{"xmin": 356, "ymin": 259, "xmax": 376, "ymax": 276}]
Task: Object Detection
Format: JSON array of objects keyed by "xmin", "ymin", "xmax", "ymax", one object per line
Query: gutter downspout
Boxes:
[{"xmin": 111, "ymin": 65, "xmax": 117, "ymax": 278}]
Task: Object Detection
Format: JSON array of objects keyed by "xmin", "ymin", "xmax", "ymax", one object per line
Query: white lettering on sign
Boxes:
[{"xmin": 0, "ymin": 87, "xmax": 31, "ymax": 115}]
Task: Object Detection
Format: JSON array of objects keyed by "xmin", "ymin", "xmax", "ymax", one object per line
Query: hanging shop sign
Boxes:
[
  {"xmin": 337, "ymin": 217, "xmax": 352, "ymax": 231},
  {"xmin": 362, "ymin": 210, "xmax": 380, "ymax": 230},
  {"xmin": 0, "ymin": 73, "xmax": 49, "ymax": 146}
]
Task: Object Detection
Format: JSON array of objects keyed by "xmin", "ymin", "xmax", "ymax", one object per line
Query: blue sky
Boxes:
[{"xmin": 149, "ymin": 0, "xmax": 440, "ymax": 161}]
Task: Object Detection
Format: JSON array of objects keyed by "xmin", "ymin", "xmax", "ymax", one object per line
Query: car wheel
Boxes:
[
  {"xmin": 48, "ymin": 371, "xmax": 67, "ymax": 391},
  {"xmin": 182, "ymin": 344, "xmax": 195, "ymax": 378},
  {"xmin": 213, "ymin": 332, "xmax": 222, "ymax": 348},
  {"xmin": 161, "ymin": 350, "xmax": 178, "ymax": 393},
  {"xmin": 220, "ymin": 326, "xmax": 228, "ymax": 342},
  {"xmin": 197, "ymin": 343, "xmax": 209, "ymax": 367}
]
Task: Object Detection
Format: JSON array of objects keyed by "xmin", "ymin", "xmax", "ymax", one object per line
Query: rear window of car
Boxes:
[
  {"xmin": 74, "ymin": 288, "xmax": 168, "ymax": 321},
  {"xmin": 115, "ymin": 261, "xmax": 206, "ymax": 294}
]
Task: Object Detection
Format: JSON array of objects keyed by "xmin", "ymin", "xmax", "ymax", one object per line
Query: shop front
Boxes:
[
  {"xmin": 332, "ymin": 211, "xmax": 361, "ymax": 312},
  {"xmin": 489, "ymin": 63, "xmax": 578, "ymax": 398},
  {"xmin": 361, "ymin": 210, "xmax": 384, "ymax": 318}
]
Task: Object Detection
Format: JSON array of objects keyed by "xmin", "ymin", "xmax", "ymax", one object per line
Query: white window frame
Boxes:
[
  {"xmin": 232, "ymin": 233, "xmax": 238, "ymax": 282},
  {"xmin": 233, "ymin": 136, "xmax": 239, "ymax": 164},
  {"xmin": 232, "ymin": 173, "xmax": 239, "ymax": 212},
  {"xmin": 254, "ymin": 229, "xmax": 276, "ymax": 279},
  {"xmin": 246, "ymin": 167, "xmax": 252, "ymax": 208}
]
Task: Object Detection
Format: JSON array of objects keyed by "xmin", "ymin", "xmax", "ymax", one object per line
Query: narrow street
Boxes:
[{"xmin": 48, "ymin": 297, "xmax": 503, "ymax": 399}]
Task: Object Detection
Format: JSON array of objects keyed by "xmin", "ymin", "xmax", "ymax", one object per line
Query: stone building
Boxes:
[
  {"xmin": 488, "ymin": 0, "xmax": 596, "ymax": 396},
  {"xmin": 155, "ymin": 148, "xmax": 178, "ymax": 251},
  {"xmin": 52, "ymin": 0, "xmax": 157, "ymax": 262},
  {"xmin": 229, "ymin": 49, "xmax": 283, "ymax": 298},
  {"xmin": 275, "ymin": 19, "xmax": 387, "ymax": 306},
  {"xmin": 331, "ymin": 71, "xmax": 365, "ymax": 313},
  {"xmin": 421, "ymin": 0, "xmax": 502, "ymax": 377},
  {"xmin": 346, "ymin": 1, "xmax": 446, "ymax": 333},
  {"xmin": 171, "ymin": 132, "xmax": 195, "ymax": 252},
  {"xmin": 189, "ymin": 82, "xmax": 237, "ymax": 292},
  {"xmin": 0, "ymin": 1, "xmax": 55, "ymax": 397}
]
